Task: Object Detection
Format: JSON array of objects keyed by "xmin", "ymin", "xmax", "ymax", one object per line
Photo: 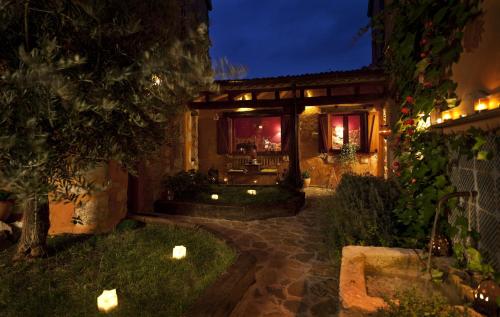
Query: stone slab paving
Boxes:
[{"xmin": 161, "ymin": 188, "xmax": 338, "ymax": 317}]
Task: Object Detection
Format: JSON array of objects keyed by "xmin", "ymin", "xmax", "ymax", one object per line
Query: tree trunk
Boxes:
[{"xmin": 15, "ymin": 199, "xmax": 50, "ymax": 259}]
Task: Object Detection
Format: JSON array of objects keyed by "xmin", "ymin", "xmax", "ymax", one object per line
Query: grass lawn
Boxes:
[
  {"xmin": 0, "ymin": 223, "xmax": 235, "ymax": 317},
  {"xmin": 190, "ymin": 185, "xmax": 296, "ymax": 205}
]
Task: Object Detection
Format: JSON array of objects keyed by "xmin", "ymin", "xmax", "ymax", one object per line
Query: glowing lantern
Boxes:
[
  {"xmin": 172, "ymin": 245, "xmax": 186, "ymax": 259},
  {"xmin": 223, "ymin": 177, "xmax": 228, "ymax": 183},
  {"xmin": 436, "ymin": 118, "xmax": 443, "ymax": 124},
  {"xmin": 474, "ymin": 98, "xmax": 489, "ymax": 112},
  {"xmin": 430, "ymin": 235, "xmax": 451, "ymax": 256},
  {"xmin": 473, "ymin": 279, "xmax": 500, "ymax": 316},
  {"xmin": 247, "ymin": 189, "xmax": 257, "ymax": 195},
  {"xmin": 97, "ymin": 289, "xmax": 118, "ymax": 313},
  {"xmin": 211, "ymin": 194, "xmax": 219, "ymax": 200},
  {"xmin": 442, "ymin": 111, "xmax": 452, "ymax": 121}
]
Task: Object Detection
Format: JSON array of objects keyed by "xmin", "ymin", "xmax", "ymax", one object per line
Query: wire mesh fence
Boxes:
[{"xmin": 449, "ymin": 134, "xmax": 499, "ymax": 271}]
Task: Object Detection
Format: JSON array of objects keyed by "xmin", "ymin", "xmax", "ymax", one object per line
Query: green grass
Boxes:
[
  {"xmin": 0, "ymin": 224, "xmax": 235, "ymax": 317},
  {"xmin": 187, "ymin": 185, "xmax": 296, "ymax": 206}
]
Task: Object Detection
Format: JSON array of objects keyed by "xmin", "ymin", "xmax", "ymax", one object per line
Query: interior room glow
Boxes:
[
  {"xmin": 335, "ymin": 126, "xmax": 344, "ymax": 136},
  {"xmin": 442, "ymin": 112, "xmax": 452, "ymax": 121}
]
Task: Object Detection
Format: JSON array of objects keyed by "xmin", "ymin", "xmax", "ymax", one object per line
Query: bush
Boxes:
[
  {"xmin": 374, "ymin": 289, "xmax": 469, "ymax": 317},
  {"xmin": 324, "ymin": 173, "xmax": 401, "ymax": 249},
  {"xmin": 163, "ymin": 170, "xmax": 210, "ymax": 200}
]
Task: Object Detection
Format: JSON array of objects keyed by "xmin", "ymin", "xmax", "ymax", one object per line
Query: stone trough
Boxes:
[{"xmin": 339, "ymin": 246, "xmax": 483, "ymax": 317}]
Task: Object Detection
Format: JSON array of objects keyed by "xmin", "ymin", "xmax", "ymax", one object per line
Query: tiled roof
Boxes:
[{"xmin": 216, "ymin": 66, "xmax": 386, "ymax": 90}]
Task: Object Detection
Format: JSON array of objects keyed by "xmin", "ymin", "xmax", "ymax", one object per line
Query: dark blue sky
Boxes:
[{"xmin": 209, "ymin": 0, "xmax": 372, "ymax": 79}]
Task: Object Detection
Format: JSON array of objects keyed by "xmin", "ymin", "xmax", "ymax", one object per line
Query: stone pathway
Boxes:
[{"xmin": 160, "ymin": 188, "xmax": 338, "ymax": 317}]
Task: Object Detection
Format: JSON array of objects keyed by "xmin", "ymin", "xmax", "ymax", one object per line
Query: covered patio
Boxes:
[{"xmin": 190, "ymin": 68, "xmax": 389, "ymax": 187}]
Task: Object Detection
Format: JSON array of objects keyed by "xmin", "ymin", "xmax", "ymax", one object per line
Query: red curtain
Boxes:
[
  {"xmin": 281, "ymin": 115, "xmax": 291, "ymax": 153},
  {"xmin": 318, "ymin": 113, "xmax": 329, "ymax": 153},
  {"xmin": 217, "ymin": 117, "xmax": 231, "ymax": 154}
]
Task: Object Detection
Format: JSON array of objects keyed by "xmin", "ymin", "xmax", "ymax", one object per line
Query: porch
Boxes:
[{"xmin": 191, "ymin": 68, "xmax": 389, "ymax": 187}]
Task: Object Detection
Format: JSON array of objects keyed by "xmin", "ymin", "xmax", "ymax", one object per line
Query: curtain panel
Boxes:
[
  {"xmin": 318, "ymin": 113, "xmax": 329, "ymax": 153},
  {"xmin": 216, "ymin": 117, "xmax": 231, "ymax": 154},
  {"xmin": 281, "ymin": 115, "xmax": 292, "ymax": 153}
]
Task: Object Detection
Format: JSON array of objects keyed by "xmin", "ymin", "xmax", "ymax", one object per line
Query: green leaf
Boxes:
[{"xmin": 476, "ymin": 150, "xmax": 492, "ymax": 161}]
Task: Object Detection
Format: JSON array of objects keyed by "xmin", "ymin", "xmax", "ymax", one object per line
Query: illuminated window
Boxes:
[
  {"xmin": 330, "ymin": 113, "xmax": 366, "ymax": 152},
  {"xmin": 232, "ymin": 116, "xmax": 282, "ymax": 153}
]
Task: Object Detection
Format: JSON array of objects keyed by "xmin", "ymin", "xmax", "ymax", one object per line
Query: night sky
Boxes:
[{"xmin": 209, "ymin": 0, "xmax": 372, "ymax": 79}]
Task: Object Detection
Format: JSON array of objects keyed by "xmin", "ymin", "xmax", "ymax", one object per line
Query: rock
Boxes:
[
  {"xmin": 266, "ymin": 284, "xmax": 286, "ymax": 300},
  {"xmin": 0, "ymin": 221, "xmax": 14, "ymax": 251},
  {"xmin": 0, "ymin": 221, "xmax": 13, "ymax": 235}
]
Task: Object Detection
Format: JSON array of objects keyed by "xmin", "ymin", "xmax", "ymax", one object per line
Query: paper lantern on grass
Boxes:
[
  {"xmin": 246, "ymin": 189, "xmax": 257, "ymax": 195},
  {"xmin": 473, "ymin": 279, "xmax": 500, "ymax": 316},
  {"xmin": 172, "ymin": 245, "xmax": 186, "ymax": 259},
  {"xmin": 211, "ymin": 194, "xmax": 219, "ymax": 200},
  {"xmin": 97, "ymin": 289, "xmax": 118, "ymax": 313}
]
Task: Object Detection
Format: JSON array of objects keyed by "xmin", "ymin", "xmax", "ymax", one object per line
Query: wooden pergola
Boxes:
[{"xmin": 190, "ymin": 68, "xmax": 388, "ymax": 187}]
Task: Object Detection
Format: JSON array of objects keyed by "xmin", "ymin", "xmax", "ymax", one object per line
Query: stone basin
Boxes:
[{"xmin": 339, "ymin": 246, "xmax": 483, "ymax": 317}]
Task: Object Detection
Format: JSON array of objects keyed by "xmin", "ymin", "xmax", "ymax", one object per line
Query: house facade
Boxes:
[{"xmin": 47, "ymin": 0, "xmax": 499, "ymax": 256}]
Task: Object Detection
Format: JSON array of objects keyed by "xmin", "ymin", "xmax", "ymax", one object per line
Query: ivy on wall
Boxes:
[{"xmin": 377, "ymin": 0, "xmax": 488, "ymax": 245}]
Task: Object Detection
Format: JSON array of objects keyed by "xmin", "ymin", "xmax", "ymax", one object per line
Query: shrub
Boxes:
[
  {"xmin": 374, "ymin": 289, "xmax": 469, "ymax": 317},
  {"xmin": 163, "ymin": 170, "xmax": 210, "ymax": 200},
  {"xmin": 324, "ymin": 173, "xmax": 401, "ymax": 249},
  {"xmin": 0, "ymin": 190, "xmax": 11, "ymax": 201}
]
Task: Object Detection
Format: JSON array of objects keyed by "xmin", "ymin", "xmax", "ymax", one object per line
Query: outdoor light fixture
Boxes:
[
  {"xmin": 223, "ymin": 177, "xmax": 228, "ymax": 183},
  {"xmin": 473, "ymin": 280, "xmax": 500, "ymax": 316},
  {"xmin": 236, "ymin": 107, "xmax": 255, "ymax": 112},
  {"xmin": 436, "ymin": 118, "xmax": 443, "ymax": 124},
  {"xmin": 253, "ymin": 180, "xmax": 257, "ymax": 184},
  {"xmin": 172, "ymin": 246, "xmax": 187, "ymax": 259},
  {"xmin": 378, "ymin": 125, "xmax": 391, "ymax": 138},
  {"xmin": 151, "ymin": 74, "xmax": 161, "ymax": 86},
  {"xmin": 442, "ymin": 111, "xmax": 452, "ymax": 121},
  {"xmin": 247, "ymin": 189, "xmax": 257, "ymax": 195},
  {"xmin": 211, "ymin": 194, "xmax": 219, "ymax": 200},
  {"xmin": 97, "ymin": 289, "xmax": 118, "ymax": 313},
  {"xmin": 474, "ymin": 98, "xmax": 489, "ymax": 112}
]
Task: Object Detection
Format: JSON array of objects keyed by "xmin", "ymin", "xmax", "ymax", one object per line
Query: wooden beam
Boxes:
[
  {"xmin": 211, "ymin": 80, "xmax": 386, "ymax": 96},
  {"xmin": 190, "ymin": 93, "xmax": 387, "ymax": 109}
]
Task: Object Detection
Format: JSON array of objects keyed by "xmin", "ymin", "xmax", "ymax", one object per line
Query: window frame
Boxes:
[
  {"xmin": 326, "ymin": 111, "xmax": 369, "ymax": 154},
  {"xmin": 224, "ymin": 110, "xmax": 285, "ymax": 155}
]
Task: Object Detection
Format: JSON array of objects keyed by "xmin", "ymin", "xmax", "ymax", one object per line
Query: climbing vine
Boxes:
[{"xmin": 378, "ymin": 0, "xmax": 496, "ymax": 256}]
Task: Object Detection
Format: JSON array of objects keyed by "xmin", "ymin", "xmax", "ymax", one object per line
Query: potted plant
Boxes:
[
  {"xmin": 302, "ymin": 171, "xmax": 311, "ymax": 188},
  {"xmin": 0, "ymin": 190, "xmax": 13, "ymax": 222}
]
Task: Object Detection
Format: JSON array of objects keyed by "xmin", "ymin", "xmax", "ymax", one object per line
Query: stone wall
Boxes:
[{"xmin": 49, "ymin": 161, "xmax": 128, "ymax": 235}]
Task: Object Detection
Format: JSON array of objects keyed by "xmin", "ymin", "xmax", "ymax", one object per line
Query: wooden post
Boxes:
[{"xmin": 288, "ymin": 84, "xmax": 302, "ymax": 188}]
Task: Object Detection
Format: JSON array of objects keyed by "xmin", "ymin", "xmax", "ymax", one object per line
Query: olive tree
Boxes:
[{"xmin": 0, "ymin": 0, "xmax": 213, "ymax": 258}]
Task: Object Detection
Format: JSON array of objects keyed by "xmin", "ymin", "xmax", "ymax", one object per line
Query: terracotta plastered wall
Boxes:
[
  {"xmin": 450, "ymin": 0, "xmax": 500, "ymax": 118},
  {"xmin": 198, "ymin": 109, "xmax": 228, "ymax": 174},
  {"xmin": 49, "ymin": 161, "xmax": 128, "ymax": 235}
]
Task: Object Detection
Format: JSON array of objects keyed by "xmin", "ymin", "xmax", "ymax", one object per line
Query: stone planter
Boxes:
[
  {"xmin": 339, "ymin": 246, "xmax": 483, "ymax": 317},
  {"xmin": 0, "ymin": 201, "xmax": 13, "ymax": 222},
  {"xmin": 303, "ymin": 178, "xmax": 311, "ymax": 188},
  {"xmin": 153, "ymin": 191, "xmax": 306, "ymax": 221}
]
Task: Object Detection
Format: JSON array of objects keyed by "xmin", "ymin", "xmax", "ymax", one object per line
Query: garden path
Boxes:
[{"xmin": 161, "ymin": 188, "xmax": 338, "ymax": 317}]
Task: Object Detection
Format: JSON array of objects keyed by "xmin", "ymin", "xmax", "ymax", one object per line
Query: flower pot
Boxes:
[
  {"xmin": 303, "ymin": 178, "xmax": 311, "ymax": 188},
  {"xmin": 0, "ymin": 201, "xmax": 13, "ymax": 222}
]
